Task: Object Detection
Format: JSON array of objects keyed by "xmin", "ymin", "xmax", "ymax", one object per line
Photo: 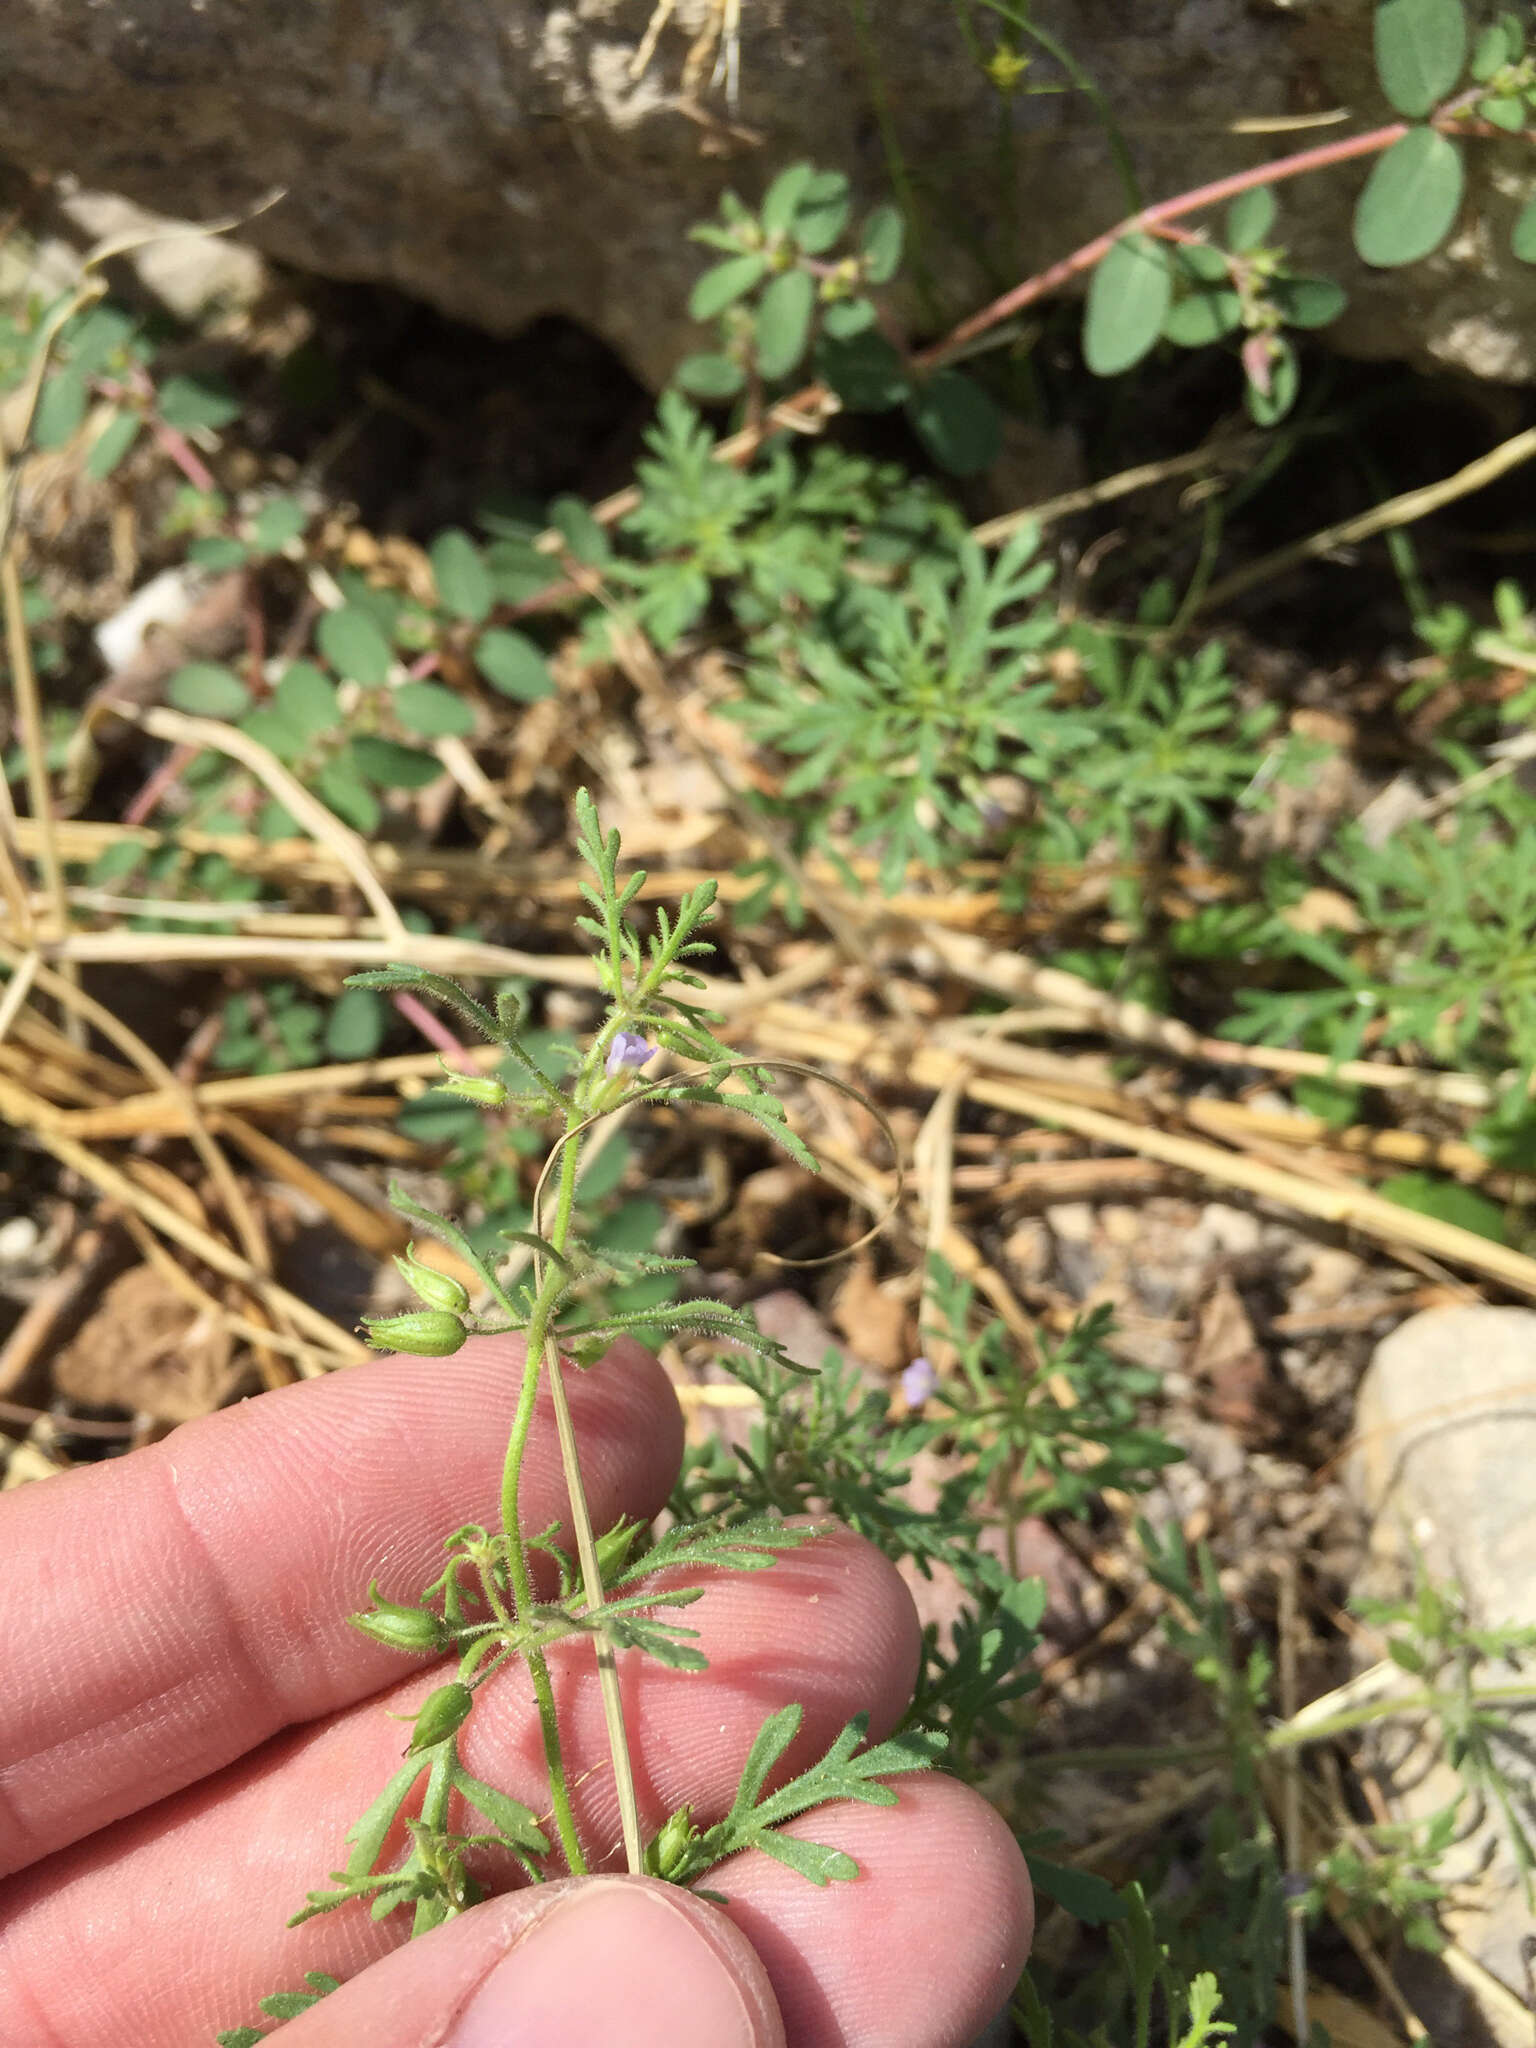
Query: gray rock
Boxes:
[
  {"xmin": 4, "ymin": 2, "xmax": 1535, "ymax": 386},
  {"xmin": 1347, "ymin": 1307, "xmax": 1536, "ymax": 2046}
]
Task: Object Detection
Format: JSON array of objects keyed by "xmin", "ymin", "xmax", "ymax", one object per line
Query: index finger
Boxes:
[{"xmin": 0, "ymin": 1334, "xmax": 681, "ymax": 1878}]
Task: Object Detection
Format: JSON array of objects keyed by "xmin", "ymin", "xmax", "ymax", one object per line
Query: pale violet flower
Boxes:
[
  {"xmin": 901, "ymin": 1355, "xmax": 938, "ymax": 1407},
  {"xmin": 605, "ymin": 1030, "xmax": 655, "ymax": 1077}
]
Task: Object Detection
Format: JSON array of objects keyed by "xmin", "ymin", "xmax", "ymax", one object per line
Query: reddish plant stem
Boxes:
[
  {"xmin": 123, "ymin": 742, "xmax": 198, "ymax": 827},
  {"xmin": 925, "ymin": 119, "xmax": 1411, "ymax": 361},
  {"xmin": 391, "ymin": 988, "xmax": 474, "ymax": 1067}
]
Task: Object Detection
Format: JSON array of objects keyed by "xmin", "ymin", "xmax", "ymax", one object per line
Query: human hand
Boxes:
[{"xmin": 0, "ymin": 1335, "xmax": 1032, "ymax": 2047}]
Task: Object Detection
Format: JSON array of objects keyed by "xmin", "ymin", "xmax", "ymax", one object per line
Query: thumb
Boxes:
[{"xmin": 282, "ymin": 1877, "xmax": 786, "ymax": 2048}]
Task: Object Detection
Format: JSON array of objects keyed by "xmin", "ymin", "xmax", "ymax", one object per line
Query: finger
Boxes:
[
  {"xmin": 280, "ymin": 1879, "xmax": 786, "ymax": 2048},
  {"xmin": 714, "ymin": 1773, "xmax": 1034, "ymax": 2048},
  {"xmin": 0, "ymin": 1531, "xmax": 921, "ymax": 2047},
  {"xmin": 0, "ymin": 1335, "xmax": 681, "ymax": 1876}
]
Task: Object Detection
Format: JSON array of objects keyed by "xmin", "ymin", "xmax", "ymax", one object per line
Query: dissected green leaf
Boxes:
[
  {"xmin": 1083, "ymin": 233, "xmax": 1172, "ymax": 376},
  {"xmin": 1354, "ymin": 127, "xmax": 1464, "ymax": 266},
  {"xmin": 1374, "ymin": 0, "xmax": 1468, "ymax": 116}
]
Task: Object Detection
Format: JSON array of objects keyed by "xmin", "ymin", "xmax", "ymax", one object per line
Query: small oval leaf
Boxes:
[
  {"xmin": 1271, "ymin": 274, "xmax": 1348, "ymax": 327},
  {"xmin": 1162, "ymin": 288, "xmax": 1243, "ymax": 346},
  {"xmin": 393, "ymin": 680, "xmax": 476, "ymax": 738},
  {"xmin": 1082, "ymin": 233, "xmax": 1172, "ymax": 376},
  {"xmin": 689, "ymin": 252, "xmax": 769, "ymax": 322},
  {"xmin": 318, "ymin": 605, "xmax": 393, "ymax": 686},
  {"xmin": 814, "ymin": 329, "xmax": 910, "ymax": 412},
  {"xmin": 1374, "ymin": 0, "xmax": 1468, "ymax": 116},
  {"xmin": 860, "ymin": 203, "xmax": 904, "ymax": 284},
  {"xmin": 754, "ymin": 268, "xmax": 816, "ymax": 380},
  {"xmin": 167, "ymin": 663, "xmax": 250, "ymax": 719},
  {"xmin": 1226, "ymin": 185, "xmax": 1277, "ymax": 252},
  {"xmin": 86, "ymin": 409, "xmax": 142, "ymax": 480},
  {"xmin": 674, "ymin": 352, "xmax": 746, "ymax": 400},
  {"xmin": 350, "ymin": 736, "xmax": 443, "ymax": 789},
  {"xmin": 475, "ymin": 627, "xmax": 554, "ymax": 702},
  {"xmin": 1353, "ymin": 126, "xmax": 1465, "ymax": 266},
  {"xmin": 904, "ymin": 370, "xmax": 1002, "ymax": 477},
  {"xmin": 429, "ymin": 528, "xmax": 494, "ymax": 623},
  {"xmin": 761, "ymin": 162, "xmax": 816, "ymax": 237}
]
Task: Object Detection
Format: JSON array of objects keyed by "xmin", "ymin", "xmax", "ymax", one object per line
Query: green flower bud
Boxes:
[
  {"xmin": 349, "ymin": 1583, "xmax": 446, "ymax": 1655},
  {"xmin": 431, "ymin": 1069, "xmax": 509, "ymax": 1107},
  {"xmin": 394, "ymin": 1245, "xmax": 471, "ymax": 1315},
  {"xmin": 647, "ymin": 1805, "xmax": 698, "ymax": 1880},
  {"xmin": 408, "ymin": 1680, "xmax": 474, "ymax": 1753},
  {"xmin": 362, "ymin": 1309, "xmax": 467, "ymax": 1356}
]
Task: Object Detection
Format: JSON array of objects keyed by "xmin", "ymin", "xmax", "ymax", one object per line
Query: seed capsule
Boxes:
[
  {"xmin": 408, "ymin": 1680, "xmax": 474, "ymax": 1753},
  {"xmin": 394, "ymin": 1246, "xmax": 471, "ymax": 1315},
  {"xmin": 349, "ymin": 1586, "xmax": 446, "ymax": 1654},
  {"xmin": 361, "ymin": 1309, "xmax": 467, "ymax": 1356},
  {"xmin": 433, "ymin": 1071, "xmax": 509, "ymax": 1106}
]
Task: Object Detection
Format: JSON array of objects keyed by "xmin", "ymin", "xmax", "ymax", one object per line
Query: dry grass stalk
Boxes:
[
  {"xmin": 0, "ymin": 1067, "xmax": 365, "ymax": 1360},
  {"xmin": 116, "ymin": 703, "xmax": 409, "ymax": 942},
  {"xmin": 744, "ymin": 1002, "xmax": 1536, "ymax": 1299}
]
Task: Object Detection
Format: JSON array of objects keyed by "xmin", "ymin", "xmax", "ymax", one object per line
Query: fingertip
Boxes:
[{"xmin": 280, "ymin": 1880, "xmax": 785, "ymax": 2048}]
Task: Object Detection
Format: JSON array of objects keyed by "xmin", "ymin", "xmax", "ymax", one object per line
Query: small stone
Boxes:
[{"xmin": 0, "ymin": 1216, "xmax": 40, "ymax": 1264}]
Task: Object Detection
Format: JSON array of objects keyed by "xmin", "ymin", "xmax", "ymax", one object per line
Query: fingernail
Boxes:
[{"xmin": 445, "ymin": 1880, "xmax": 773, "ymax": 2048}]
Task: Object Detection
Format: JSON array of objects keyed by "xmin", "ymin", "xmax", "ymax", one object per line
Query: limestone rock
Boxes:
[
  {"xmin": 1347, "ymin": 1307, "xmax": 1536, "ymax": 2045},
  {"xmin": 3, "ymin": 2, "xmax": 1536, "ymax": 386}
]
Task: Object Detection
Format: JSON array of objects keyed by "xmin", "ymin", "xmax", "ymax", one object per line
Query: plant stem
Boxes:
[
  {"xmin": 927, "ymin": 119, "xmax": 1411, "ymax": 362},
  {"xmin": 539, "ymin": 1115, "xmax": 648, "ymax": 1874},
  {"xmin": 497, "ymin": 1187, "xmax": 588, "ymax": 1877}
]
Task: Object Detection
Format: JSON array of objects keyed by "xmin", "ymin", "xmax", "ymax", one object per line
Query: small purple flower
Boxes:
[
  {"xmin": 901, "ymin": 1355, "xmax": 938, "ymax": 1408},
  {"xmin": 605, "ymin": 1030, "xmax": 655, "ymax": 1078}
]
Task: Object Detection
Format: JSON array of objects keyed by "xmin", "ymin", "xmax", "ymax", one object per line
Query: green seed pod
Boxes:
[
  {"xmin": 394, "ymin": 1246, "xmax": 471, "ymax": 1315},
  {"xmin": 432, "ymin": 1070, "xmax": 509, "ymax": 1107},
  {"xmin": 647, "ymin": 1805, "xmax": 697, "ymax": 1880},
  {"xmin": 349, "ymin": 1584, "xmax": 446, "ymax": 1655},
  {"xmin": 408, "ymin": 1680, "xmax": 474, "ymax": 1753},
  {"xmin": 362, "ymin": 1309, "xmax": 467, "ymax": 1357}
]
